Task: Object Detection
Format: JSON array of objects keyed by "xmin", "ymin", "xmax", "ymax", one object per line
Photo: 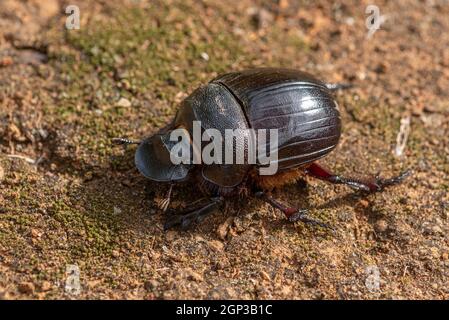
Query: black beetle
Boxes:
[{"xmin": 114, "ymin": 68, "xmax": 409, "ymax": 230}]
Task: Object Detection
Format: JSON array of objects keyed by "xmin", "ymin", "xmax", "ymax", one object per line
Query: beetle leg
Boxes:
[
  {"xmin": 254, "ymin": 192, "xmax": 333, "ymax": 230},
  {"xmin": 165, "ymin": 197, "xmax": 208, "ymax": 216},
  {"xmin": 164, "ymin": 197, "xmax": 224, "ymax": 230},
  {"xmin": 156, "ymin": 183, "xmax": 174, "ymax": 212},
  {"xmin": 305, "ymin": 162, "xmax": 411, "ymax": 192}
]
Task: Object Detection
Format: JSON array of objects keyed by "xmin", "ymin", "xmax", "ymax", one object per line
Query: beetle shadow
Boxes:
[
  {"xmin": 39, "ymin": 139, "xmax": 181, "ymax": 251},
  {"xmin": 37, "ymin": 130, "xmax": 112, "ymax": 178},
  {"xmin": 315, "ymin": 190, "xmax": 384, "ymax": 224},
  {"xmin": 38, "ymin": 125, "xmax": 171, "ymax": 178},
  {"xmin": 52, "ymin": 138, "xmax": 383, "ymax": 241},
  {"xmin": 244, "ymin": 185, "xmax": 384, "ymax": 236}
]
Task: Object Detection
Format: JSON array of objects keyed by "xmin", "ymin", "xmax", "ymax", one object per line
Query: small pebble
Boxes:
[
  {"xmin": 217, "ymin": 217, "xmax": 233, "ymax": 240},
  {"xmin": 186, "ymin": 269, "xmax": 203, "ymax": 282},
  {"xmin": 280, "ymin": 285, "xmax": 292, "ymax": 296},
  {"xmin": 359, "ymin": 199, "xmax": 369, "ymax": 208},
  {"xmin": 84, "ymin": 171, "xmax": 93, "ymax": 181},
  {"xmin": 345, "ymin": 17, "xmax": 355, "ymax": 26},
  {"xmin": 208, "ymin": 240, "xmax": 224, "ymax": 252},
  {"xmin": 375, "ymin": 219, "xmax": 388, "ymax": 233},
  {"xmin": 144, "ymin": 280, "xmax": 159, "ymax": 291},
  {"xmin": 200, "ymin": 52, "xmax": 209, "ymax": 61},
  {"xmin": 165, "ymin": 230, "xmax": 177, "ymax": 242},
  {"xmin": 41, "ymin": 281, "xmax": 52, "ymax": 292},
  {"xmin": 116, "ymin": 97, "xmax": 131, "ymax": 108},
  {"xmin": 431, "ymin": 225, "xmax": 442, "ymax": 234},
  {"xmin": 0, "ymin": 56, "xmax": 13, "ymax": 67},
  {"xmin": 38, "ymin": 128, "xmax": 49, "ymax": 139},
  {"xmin": 260, "ymin": 270, "xmax": 271, "ymax": 281}
]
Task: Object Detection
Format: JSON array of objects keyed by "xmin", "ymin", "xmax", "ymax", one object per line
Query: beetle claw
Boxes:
[
  {"xmin": 375, "ymin": 170, "xmax": 411, "ymax": 190},
  {"xmin": 157, "ymin": 198, "xmax": 170, "ymax": 212},
  {"xmin": 157, "ymin": 184, "xmax": 173, "ymax": 212}
]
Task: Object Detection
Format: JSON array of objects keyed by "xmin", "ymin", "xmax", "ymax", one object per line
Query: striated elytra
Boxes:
[{"xmin": 114, "ymin": 68, "xmax": 410, "ymax": 230}]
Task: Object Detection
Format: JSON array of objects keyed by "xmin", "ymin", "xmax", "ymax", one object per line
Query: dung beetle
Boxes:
[{"xmin": 113, "ymin": 68, "xmax": 410, "ymax": 230}]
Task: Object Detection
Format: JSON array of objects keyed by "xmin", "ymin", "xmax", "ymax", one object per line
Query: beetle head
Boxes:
[{"xmin": 135, "ymin": 131, "xmax": 192, "ymax": 182}]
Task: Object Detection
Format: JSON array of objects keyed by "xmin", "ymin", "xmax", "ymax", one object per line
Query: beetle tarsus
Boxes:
[
  {"xmin": 158, "ymin": 198, "xmax": 170, "ymax": 212},
  {"xmin": 374, "ymin": 170, "xmax": 412, "ymax": 190},
  {"xmin": 112, "ymin": 137, "xmax": 141, "ymax": 145},
  {"xmin": 164, "ymin": 197, "xmax": 223, "ymax": 230},
  {"xmin": 255, "ymin": 191, "xmax": 332, "ymax": 230},
  {"xmin": 305, "ymin": 163, "xmax": 411, "ymax": 193}
]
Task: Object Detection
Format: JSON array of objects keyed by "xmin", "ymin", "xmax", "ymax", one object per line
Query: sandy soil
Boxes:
[{"xmin": 0, "ymin": 0, "xmax": 448, "ymax": 299}]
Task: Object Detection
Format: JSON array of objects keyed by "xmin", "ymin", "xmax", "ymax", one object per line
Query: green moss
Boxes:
[
  {"xmin": 47, "ymin": 188, "xmax": 124, "ymax": 259},
  {"xmin": 65, "ymin": 5, "xmax": 247, "ymax": 98},
  {"xmin": 45, "ymin": 2, "xmax": 256, "ymax": 169}
]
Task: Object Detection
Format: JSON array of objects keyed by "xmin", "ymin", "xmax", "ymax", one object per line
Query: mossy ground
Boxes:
[{"xmin": 0, "ymin": 0, "xmax": 448, "ymax": 299}]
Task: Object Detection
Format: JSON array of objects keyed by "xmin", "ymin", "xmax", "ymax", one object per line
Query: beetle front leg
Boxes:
[
  {"xmin": 305, "ymin": 162, "xmax": 411, "ymax": 192},
  {"xmin": 164, "ymin": 197, "xmax": 224, "ymax": 230},
  {"xmin": 254, "ymin": 192, "xmax": 332, "ymax": 230},
  {"xmin": 156, "ymin": 183, "xmax": 174, "ymax": 212},
  {"xmin": 165, "ymin": 197, "xmax": 208, "ymax": 215}
]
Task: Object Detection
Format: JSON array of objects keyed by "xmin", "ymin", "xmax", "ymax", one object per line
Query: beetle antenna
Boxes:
[
  {"xmin": 112, "ymin": 137, "xmax": 141, "ymax": 145},
  {"xmin": 325, "ymin": 83, "xmax": 354, "ymax": 91}
]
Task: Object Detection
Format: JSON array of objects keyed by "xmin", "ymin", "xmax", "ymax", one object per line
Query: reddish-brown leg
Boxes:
[
  {"xmin": 305, "ymin": 163, "xmax": 410, "ymax": 192},
  {"xmin": 254, "ymin": 191, "xmax": 332, "ymax": 229}
]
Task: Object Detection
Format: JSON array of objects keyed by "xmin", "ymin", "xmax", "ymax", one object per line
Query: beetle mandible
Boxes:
[{"xmin": 113, "ymin": 68, "xmax": 410, "ymax": 230}]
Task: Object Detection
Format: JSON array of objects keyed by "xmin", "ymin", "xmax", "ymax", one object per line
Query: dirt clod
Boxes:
[
  {"xmin": 185, "ymin": 269, "xmax": 204, "ymax": 282},
  {"xmin": 144, "ymin": 280, "xmax": 159, "ymax": 291},
  {"xmin": 18, "ymin": 282, "xmax": 35, "ymax": 295},
  {"xmin": 116, "ymin": 97, "xmax": 131, "ymax": 108},
  {"xmin": 40, "ymin": 281, "xmax": 52, "ymax": 292},
  {"xmin": 208, "ymin": 240, "xmax": 224, "ymax": 252},
  {"xmin": 375, "ymin": 220, "xmax": 389, "ymax": 233},
  {"xmin": 217, "ymin": 217, "xmax": 234, "ymax": 240},
  {"xmin": 0, "ymin": 56, "xmax": 14, "ymax": 67}
]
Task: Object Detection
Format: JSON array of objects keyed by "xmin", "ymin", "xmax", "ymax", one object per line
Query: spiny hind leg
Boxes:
[{"xmin": 305, "ymin": 162, "xmax": 411, "ymax": 192}]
